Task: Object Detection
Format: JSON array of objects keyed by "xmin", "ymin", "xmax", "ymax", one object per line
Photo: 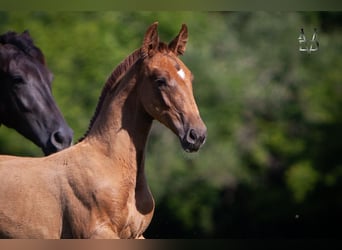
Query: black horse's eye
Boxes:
[{"xmin": 12, "ymin": 75, "xmax": 25, "ymax": 85}]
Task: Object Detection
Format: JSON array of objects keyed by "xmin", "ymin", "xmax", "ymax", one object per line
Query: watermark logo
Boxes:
[{"xmin": 298, "ymin": 28, "xmax": 319, "ymax": 53}]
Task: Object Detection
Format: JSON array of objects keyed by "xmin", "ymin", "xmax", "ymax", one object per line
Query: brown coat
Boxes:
[{"xmin": 0, "ymin": 22, "xmax": 206, "ymax": 239}]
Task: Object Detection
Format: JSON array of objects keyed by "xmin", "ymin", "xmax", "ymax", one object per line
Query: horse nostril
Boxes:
[
  {"xmin": 54, "ymin": 131, "xmax": 64, "ymax": 144},
  {"xmin": 44, "ymin": 128, "xmax": 73, "ymax": 155},
  {"xmin": 187, "ymin": 129, "xmax": 198, "ymax": 143},
  {"xmin": 50, "ymin": 129, "xmax": 72, "ymax": 150},
  {"xmin": 199, "ymin": 135, "xmax": 206, "ymax": 144}
]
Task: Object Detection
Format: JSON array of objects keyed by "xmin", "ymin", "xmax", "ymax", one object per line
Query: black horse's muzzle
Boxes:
[{"xmin": 43, "ymin": 127, "xmax": 73, "ymax": 155}]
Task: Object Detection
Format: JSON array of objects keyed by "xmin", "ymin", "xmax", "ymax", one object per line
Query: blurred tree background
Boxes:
[{"xmin": 0, "ymin": 12, "xmax": 341, "ymax": 238}]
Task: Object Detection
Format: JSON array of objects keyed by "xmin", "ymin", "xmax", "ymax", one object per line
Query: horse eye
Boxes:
[
  {"xmin": 155, "ymin": 77, "xmax": 167, "ymax": 87},
  {"xmin": 12, "ymin": 75, "xmax": 25, "ymax": 85}
]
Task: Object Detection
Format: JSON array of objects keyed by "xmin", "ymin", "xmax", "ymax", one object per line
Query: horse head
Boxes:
[
  {"xmin": 138, "ymin": 22, "xmax": 207, "ymax": 152},
  {"xmin": 0, "ymin": 31, "xmax": 73, "ymax": 155}
]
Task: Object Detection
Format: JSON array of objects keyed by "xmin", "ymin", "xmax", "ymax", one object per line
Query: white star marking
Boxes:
[{"xmin": 177, "ymin": 69, "xmax": 185, "ymax": 80}]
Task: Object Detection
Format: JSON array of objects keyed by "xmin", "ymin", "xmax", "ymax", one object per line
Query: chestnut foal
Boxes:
[{"xmin": 0, "ymin": 22, "xmax": 206, "ymax": 238}]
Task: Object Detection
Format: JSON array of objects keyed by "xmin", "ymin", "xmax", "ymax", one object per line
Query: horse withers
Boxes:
[
  {"xmin": 0, "ymin": 30, "xmax": 73, "ymax": 155},
  {"xmin": 0, "ymin": 22, "xmax": 206, "ymax": 238}
]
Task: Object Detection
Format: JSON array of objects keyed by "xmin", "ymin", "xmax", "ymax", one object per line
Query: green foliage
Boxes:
[
  {"xmin": 285, "ymin": 161, "xmax": 319, "ymax": 202},
  {"xmin": 0, "ymin": 12, "xmax": 341, "ymax": 237}
]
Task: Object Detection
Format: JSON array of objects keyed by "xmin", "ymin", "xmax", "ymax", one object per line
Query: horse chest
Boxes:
[
  {"xmin": 86, "ymin": 179, "xmax": 154, "ymax": 239},
  {"xmin": 118, "ymin": 188, "xmax": 154, "ymax": 238},
  {"xmin": 119, "ymin": 205, "xmax": 151, "ymax": 238}
]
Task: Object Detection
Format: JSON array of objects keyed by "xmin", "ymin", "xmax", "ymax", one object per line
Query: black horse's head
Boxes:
[{"xmin": 0, "ymin": 30, "xmax": 73, "ymax": 155}]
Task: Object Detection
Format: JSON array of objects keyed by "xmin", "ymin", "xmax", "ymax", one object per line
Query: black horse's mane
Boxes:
[{"xmin": 0, "ymin": 31, "xmax": 45, "ymax": 64}]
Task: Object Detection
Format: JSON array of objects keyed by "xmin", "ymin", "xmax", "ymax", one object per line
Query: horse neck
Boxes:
[{"xmin": 82, "ymin": 63, "xmax": 153, "ymax": 173}]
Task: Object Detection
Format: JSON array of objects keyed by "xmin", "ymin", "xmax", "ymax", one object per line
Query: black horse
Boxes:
[{"xmin": 0, "ymin": 30, "xmax": 73, "ymax": 155}]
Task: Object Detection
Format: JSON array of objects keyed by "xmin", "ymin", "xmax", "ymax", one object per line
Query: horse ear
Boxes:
[
  {"xmin": 168, "ymin": 24, "xmax": 188, "ymax": 56},
  {"xmin": 22, "ymin": 30, "xmax": 31, "ymax": 39},
  {"xmin": 141, "ymin": 22, "xmax": 160, "ymax": 58}
]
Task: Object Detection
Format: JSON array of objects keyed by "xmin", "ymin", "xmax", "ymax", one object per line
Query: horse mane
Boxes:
[
  {"xmin": 0, "ymin": 31, "xmax": 46, "ymax": 65},
  {"xmin": 78, "ymin": 41, "xmax": 172, "ymax": 142},
  {"xmin": 78, "ymin": 48, "xmax": 143, "ymax": 142}
]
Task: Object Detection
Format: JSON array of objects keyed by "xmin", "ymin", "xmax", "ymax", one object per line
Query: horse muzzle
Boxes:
[
  {"xmin": 43, "ymin": 127, "xmax": 74, "ymax": 155},
  {"xmin": 181, "ymin": 126, "xmax": 207, "ymax": 153}
]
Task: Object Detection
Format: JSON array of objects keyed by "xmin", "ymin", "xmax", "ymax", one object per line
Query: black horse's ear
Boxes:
[
  {"xmin": 141, "ymin": 22, "xmax": 159, "ymax": 58},
  {"xmin": 168, "ymin": 24, "xmax": 188, "ymax": 56},
  {"xmin": 22, "ymin": 30, "xmax": 31, "ymax": 39}
]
